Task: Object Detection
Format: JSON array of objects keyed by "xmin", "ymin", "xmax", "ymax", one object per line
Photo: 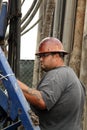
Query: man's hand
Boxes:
[{"xmin": 17, "ymin": 80, "xmax": 46, "ymax": 110}]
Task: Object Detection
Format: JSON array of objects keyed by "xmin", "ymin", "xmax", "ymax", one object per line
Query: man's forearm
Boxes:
[{"xmin": 17, "ymin": 80, "xmax": 46, "ymax": 109}]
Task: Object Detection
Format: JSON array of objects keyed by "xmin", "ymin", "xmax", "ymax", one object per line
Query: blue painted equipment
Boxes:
[{"xmin": 0, "ymin": 47, "xmax": 40, "ymax": 130}]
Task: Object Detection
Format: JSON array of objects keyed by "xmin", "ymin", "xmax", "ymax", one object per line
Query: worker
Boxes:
[{"xmin": 18, "ymin": 37, "xmax": 85, "ymax": 130}]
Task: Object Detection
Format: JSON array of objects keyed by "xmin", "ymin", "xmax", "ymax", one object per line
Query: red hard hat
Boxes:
[{"xmin": 35, "ymin": 37, "xmax": 68, "ymax": 55}]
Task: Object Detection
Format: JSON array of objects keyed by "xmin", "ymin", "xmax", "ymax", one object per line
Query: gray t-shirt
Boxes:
[{"xmin": 31, "ymin": 66, "xmax": 85, "ymax": 130}]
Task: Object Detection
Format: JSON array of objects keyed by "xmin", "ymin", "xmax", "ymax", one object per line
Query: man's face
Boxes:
[{"xmin": 38, "ymin": 53, "xmax": 58, "ymax": 72}]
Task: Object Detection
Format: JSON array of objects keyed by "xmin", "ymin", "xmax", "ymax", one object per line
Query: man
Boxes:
[{"xmin": 18, "ymin": 37, "xmax": 85, "ymax": 130}]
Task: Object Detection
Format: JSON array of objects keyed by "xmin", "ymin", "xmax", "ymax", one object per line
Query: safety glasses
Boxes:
[
  {"xmin": 36, "ymin": 52, "xmax": 58, "ymax": 58},
  {"xmin": 36, "ymin": 53, "xmax": 52, "ymax": 58}
]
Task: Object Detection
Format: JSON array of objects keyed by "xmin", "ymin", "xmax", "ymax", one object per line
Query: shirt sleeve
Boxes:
[{"xmin": 38, "ymin": 71, "xmax": 66, "ymax": 111}]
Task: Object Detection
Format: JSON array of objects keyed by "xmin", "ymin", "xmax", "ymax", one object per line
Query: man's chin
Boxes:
[
  {"xmin": 42, "ymin": 67, "xmax": 49, "ymax": 72},
  {"xmin": 41, "ymin": 67, "xmax": 46, "ymax": 72}
]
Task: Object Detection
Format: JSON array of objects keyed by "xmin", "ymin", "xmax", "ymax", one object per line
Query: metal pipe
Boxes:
[
  {"xmin": 8, "ymin": 0, "xmax": 21, "ymax": 78},
  {"xmin": 62, "ymin": 0, "xmax": 77, "ymax": 65},
  {"xmin": 53, "ymin": 0, "xmax": 66, "ymax": 41}
]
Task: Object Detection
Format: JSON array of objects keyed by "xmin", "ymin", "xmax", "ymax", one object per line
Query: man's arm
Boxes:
[{"xmin": 17, "ymin": 80, "xmax": 46, "ymax": 110}]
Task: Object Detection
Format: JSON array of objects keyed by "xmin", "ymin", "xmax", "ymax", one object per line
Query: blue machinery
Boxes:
[{"xmin": 0, "ymin": 47, "xmax": 40, "ymax": 130}]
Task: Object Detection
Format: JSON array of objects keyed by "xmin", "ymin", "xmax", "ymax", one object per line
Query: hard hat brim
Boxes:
[{"xmin": 35, "ymin": 51, "xmax": 69, "ymax": 56}]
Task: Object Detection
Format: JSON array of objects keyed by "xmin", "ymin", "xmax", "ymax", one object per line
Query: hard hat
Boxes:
[{"xmin": 35, "ymin": 37, "xmax": 68, "ymax": 55}]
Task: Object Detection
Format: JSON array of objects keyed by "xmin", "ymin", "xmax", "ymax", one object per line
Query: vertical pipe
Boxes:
[
  {"xmin": 8, "ymin": 0, "xmax": 21, "ymax": 78},
  {"xmin": 15, "ymin": 0, "xmax": 21, "ymax": 78},
  {"xmin": 80, "ymin": 1, "xmax": 87, "ymax": 129},
  {"xmin": 62, "ymin": 0, "xmax": 77, "ymax": 65},
  {"xmin": 69, "ymin": 0, "xmax": 86, "ymax": 77},
  {"xmin": 53, "ymin": 0, "xmax": 66, "ymax": 40},
  {"xmin": 0, "ymin": 0, "xmax": 2, "ymax": 11}
]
